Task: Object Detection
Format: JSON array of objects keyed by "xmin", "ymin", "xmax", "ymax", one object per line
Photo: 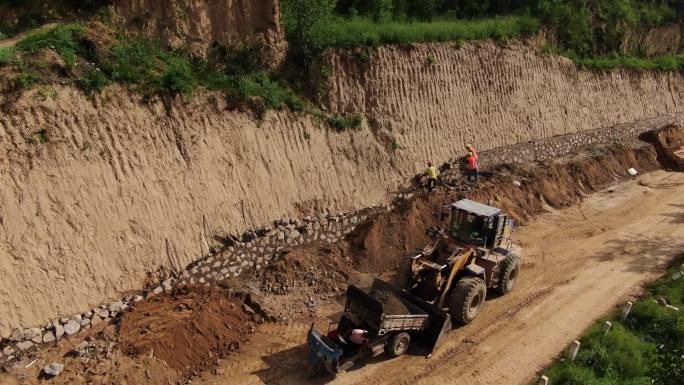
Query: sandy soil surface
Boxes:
[{"xmin": 190, "ymin": 170, "xmax": 684, "ymax": 385}]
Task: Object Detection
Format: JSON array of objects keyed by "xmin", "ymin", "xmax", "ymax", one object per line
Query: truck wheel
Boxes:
[
  {"xmin": 385, "ymin": 332, "xmax": 411, "ymax": 358},
  {"xmin": 449, "ymin": 277, "xmax": 487, "ymax": 324},
  {"xmin": 497, "ymin": 252, "xmax": 521, "ymax": 295}
]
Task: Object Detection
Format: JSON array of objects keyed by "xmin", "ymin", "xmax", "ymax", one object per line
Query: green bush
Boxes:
[
  {"xmin": 327, "ymin": 113, "xmax": 363, "ymax": 130},
  {"xmin": 14, "ymin": 71, "xmax": 41, "ymax": 89},
  {"xmin": 539, "ymin": 0, "xmax": 681, "ymax": 56},
  {"xmin": 154, "ymin": 55, "xmax": 197, "ymax": 95},
  {"xmin": 78, "ymin": 68, "xmax": 109, "ymax": 94}
]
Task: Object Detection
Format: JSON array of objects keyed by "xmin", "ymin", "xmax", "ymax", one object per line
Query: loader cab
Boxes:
[{"xmin": 445, "ymin": 200, "xmax": 512, "ymax": 250}]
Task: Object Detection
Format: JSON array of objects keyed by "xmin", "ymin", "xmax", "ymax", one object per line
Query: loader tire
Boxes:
[
  {"xmin": 497, "ymin": 252, "xmax": 521, "ymax": 295},
  {"xmin": 386, "ymin": 332, "xmax": 411, "ymax": 358},
  {"xmin": 449, "ymin": 277, "xmax": 487, "ymax": 324}
]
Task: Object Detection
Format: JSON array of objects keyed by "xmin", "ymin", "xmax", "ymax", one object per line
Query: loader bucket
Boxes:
[{"xmin": 395, "ymin": 286, "xmax": 452, "ymax": 353}]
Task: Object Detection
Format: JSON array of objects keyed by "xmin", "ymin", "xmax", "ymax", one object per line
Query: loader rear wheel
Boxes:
[
  {"xmin": 449, "ymin": 277, "xmax": 487, "ymax": 324},
  {"xmin": 386, "ymin": 332, "xmax": 411, "ymax": 358},
  {"xmin": 497, "ymin": 252, "xmax": 521, "ymax": 295}
]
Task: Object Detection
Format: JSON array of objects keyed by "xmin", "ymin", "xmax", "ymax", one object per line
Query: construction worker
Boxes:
[
  {"xmin": 465, "ymin": 144, "xmax": 478, "ymax": 160},
  {"xmin": 466, "ymin": 151, "xmax": 479, "ymax": 181},
  {"xmin": 349, "ymin": 329, "xmax": 370, "ymax": 345},
  {"xmin": 425, "ymin": 161, "xmax": 438, "ymax": 191}
]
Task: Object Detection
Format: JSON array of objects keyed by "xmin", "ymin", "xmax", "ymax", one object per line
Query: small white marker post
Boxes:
[
  {"xmin": 603, "ymin": 321, "xmax": 612, "ymax": 335},
  {"xmin": 622, "ymin": 302, "xmax": 633, "ymax": 320},
  {"xmin": 568, "ymin": 340, "xmax": 581, "ymax": 361},
  {"xmin": 539, "ymin": 375, "xmax": 549, "ymax": 385}
]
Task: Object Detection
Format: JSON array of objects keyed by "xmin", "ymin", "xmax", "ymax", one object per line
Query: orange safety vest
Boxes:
[{"xmin": 467, "ymin": 155, "xmax": 478, "ymax": 170}]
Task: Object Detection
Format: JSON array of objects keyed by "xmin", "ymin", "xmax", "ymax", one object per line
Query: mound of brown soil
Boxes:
[
  {"xmin": 258, "ymin": 245, "xmax": 351, "ymax": 294},
  {"xmin": 348, "ymin": 197, "xmax": 442, "ymax": 273},
  {"xmin": 345, "ymin": 143, "xmax": 662, "ymax": 275},
  {"xmin": 118, "ymin": 286, "xmax": 255, "ymax": 377},
  {"xmin": 640, "ymin": 125, "xmax": 684, "ymax": 171}
]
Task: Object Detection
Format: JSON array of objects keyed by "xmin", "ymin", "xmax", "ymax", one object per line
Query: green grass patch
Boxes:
[
  {"xmin": 327, "ymin": 113, "xmax": 363, "ymax": 131},
  {"xmin": 16, "ymin": 23, "xmax": 86, "ymax": 68},
  {"xmin": 538, "ymin": 258, "xmax": 684, "ymax": 385},
  {"xmin": 0, "ymin": 46, "xmax": 17, "ymax": 65},
  {"xmin": 573, "ymin": 54, "xmax": 684, "ymax": 71},
  {"xmin": 309, "ymin": 15, "xmax": 540, "ymax": 49}
]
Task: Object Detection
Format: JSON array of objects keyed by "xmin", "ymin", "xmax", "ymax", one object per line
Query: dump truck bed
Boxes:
[{"xmin": 346, "ymin": 284, "xmax": 428, "ymax": 333}]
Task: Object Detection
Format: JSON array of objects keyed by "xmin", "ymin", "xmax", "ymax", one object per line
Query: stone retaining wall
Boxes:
[{"xmin": 442, "ymin": 113, "xmax": 684, "ymax": 179}]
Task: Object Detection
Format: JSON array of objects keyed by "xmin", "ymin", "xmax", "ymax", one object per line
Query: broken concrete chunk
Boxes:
[
  {"xmin": 53, "ymin": 323, "xmax": 65, "ymax": 338},
  {"xmin": 43, "ymin": 362, "xmax": 64, "ymax": 377},
  {"xmin": 2, "ymin": 346, "xmax": 15, "ymax": 356},
  {"xmin": 9, "ymin": 327, "xmax": 25, "ymax": 342},
  {"xmin": 16, "ymin": 340, "xmax": 34, "ymax": 351},
  {"xmin": 42, "ymin": 331, "xmax": 56, "ymax": 343},
  {"xmin": 79, "ymin": 318, "xmax": 91, "ymax": 327},
  {"xmin": 162, "ymin": 279, "xmax": 174, "ymax": 292},
  {"xmin": 90, "ymin": 315, "xmax": 102, "ymax": 327},
  {"xmin": 96, "ymin": 309, "xmax": 109, "ymax": 319},
  {"xmin": 24, "ymin": 327, "xmax": 41, "ymax": 340},
  {"xmin": 63, "ymin": 320, "xmax": 80, "ymax": 336},
  {"xmin": 108, "ymin": 301, "xmax": 124, "ymax": 313}
]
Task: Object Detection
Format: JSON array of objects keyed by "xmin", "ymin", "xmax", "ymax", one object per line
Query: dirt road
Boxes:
[{"xmin": 194, "ymin": 170, "xmax": 684, "ymax": 385}]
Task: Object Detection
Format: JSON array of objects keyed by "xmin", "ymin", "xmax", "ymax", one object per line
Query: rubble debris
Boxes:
[
  {"xmin": 370, "ymin": 290, "xmax": 410, "ymax": 315},
  {"xmin": 43, "ymin": 362, "xmax": 64, "ymax": 377}
]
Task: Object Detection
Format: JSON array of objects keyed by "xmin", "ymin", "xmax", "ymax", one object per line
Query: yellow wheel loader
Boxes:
[
  {"xmin": 398, "ymin": 199, "xmax": 521, "ymax": 324},
  {"xmin": 307, "ymin": 199, "xmax": 520, "ymax": 375}
]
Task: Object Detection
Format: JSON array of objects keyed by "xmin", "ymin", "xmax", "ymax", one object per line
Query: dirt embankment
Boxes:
[
  {"xmin": 3, "ymin": 132, "xmax": 682, "ymax": 385},
  {"xmin": 118, "ymin": 287, "xmax": 257, "ymax": 377},
  {"xmin": 324, "ymin": 41, "xmax": 684, "ymax": 153},
  {"xmin": 347, "ymin": 143, "xmax": 665, "ymax": 274},
  {"xmin": 113, "ymin": 0, "xmax": 286, "ymax": 63},
  {"xmin": 1, "ymin": 39, "xmax": 683, "ymax": 338},
  {"xmin": 9, "ymin": 287, "xmax": 259, "ymax": 385},
  {"xmin": 640, "ymin": 125, "xmax": 684, "ymax": 171}
]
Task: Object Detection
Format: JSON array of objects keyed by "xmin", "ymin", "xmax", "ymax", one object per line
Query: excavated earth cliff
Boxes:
[
  {"xmin": 0, "ymin": 41, "xmax": 683, "ymax": 338},
  {"xmin": 113, "ymin": 0, "xmax": 286, "ymax": 64}
]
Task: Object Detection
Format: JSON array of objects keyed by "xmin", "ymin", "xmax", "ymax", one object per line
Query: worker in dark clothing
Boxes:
[
  {"xmin": 466, "ymin": 151, "xmax": 479, "ymax": 181},
  {"xmin": 425, "ymin": 161, "xmax": 438, "ymax": 191}
]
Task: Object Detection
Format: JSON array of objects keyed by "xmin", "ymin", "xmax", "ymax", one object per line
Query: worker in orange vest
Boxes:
[{"xmin": 466, "ymin": 151, "xmax": 479, "ymax": 181}]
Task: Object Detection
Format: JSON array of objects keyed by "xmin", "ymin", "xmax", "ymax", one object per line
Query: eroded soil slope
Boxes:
[
  {"xmin": 1, "ymin": 39, "xmax": 683, "ymax": 337},
  {"xmin": 3, "ymin": 138, "xmax": 683, "ymax": 385}
]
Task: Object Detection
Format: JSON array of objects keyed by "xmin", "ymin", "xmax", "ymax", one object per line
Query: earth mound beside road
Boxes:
[{"xmin": 118, "ymin": 287, "xmax": 257, "ymax": 378}]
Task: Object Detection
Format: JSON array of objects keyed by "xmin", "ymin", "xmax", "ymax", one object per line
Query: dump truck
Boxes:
[
  {"xmin": 307, "ymin": 199, "xmax": 520, "ymax": 374},
  {"xmin": 307, "ymin": 279, "xmax": 451, "ymax": 374}
]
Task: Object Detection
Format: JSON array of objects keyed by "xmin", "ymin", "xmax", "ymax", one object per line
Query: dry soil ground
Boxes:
[{"xmin": 191, "ymin": 170, "xmax": 684, "ymax": 385}]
